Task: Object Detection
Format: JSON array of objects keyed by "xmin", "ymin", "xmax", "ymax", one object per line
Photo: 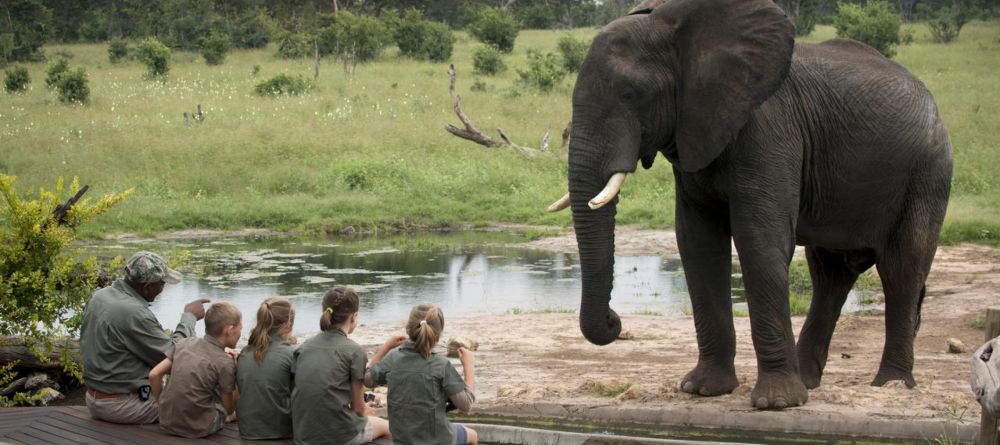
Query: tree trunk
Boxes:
[{"xmin": 0, "ymin": 337, "xmax": 81, "ymax": 371}]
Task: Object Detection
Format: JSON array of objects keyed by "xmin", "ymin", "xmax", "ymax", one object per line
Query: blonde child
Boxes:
[
  {"xmin": 150, "ymin": 301, "xmax": 242, "ymax": 438},
  {"xmin": 291, "ymin": 286, "xmax": 403, "ymax": 445},
  {"xmin": 365, "ymin": 304, "xmax": 478, "ymax": 445},
  {"xmin": 236, "ymin": 297, "xmax": 295, "ymax": 440}
]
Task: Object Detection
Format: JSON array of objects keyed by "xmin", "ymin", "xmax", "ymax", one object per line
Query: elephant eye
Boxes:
[{"xmin": 620, "ymin": 85, "xmax": 639, "ymax": 102}]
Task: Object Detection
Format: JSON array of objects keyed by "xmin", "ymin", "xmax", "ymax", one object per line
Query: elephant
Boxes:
[{"xmin": 547, "ymin": 0, "xmax": 953, "ymax": 409}]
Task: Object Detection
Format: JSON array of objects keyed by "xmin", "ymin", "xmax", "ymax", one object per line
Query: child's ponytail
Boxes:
[
  {"xmin": 320, "ymin": 287, "xmax": 359, "ymax": 332},
  {"xmin": 406, "ymin": 304, "xmax": 444, "ymax": 359},
  {"xmin": 247, "ymin": 297, "xmax": 294, "ymax": 364}
]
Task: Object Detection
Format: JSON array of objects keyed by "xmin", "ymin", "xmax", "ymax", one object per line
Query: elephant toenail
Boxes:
[
  {"xmin": 774, "ymin": 398, "xmax": 787, "ymax": 409},
  {"xmin": 755, "ymin": 397, "xmax": 768, "ymax": 408},
  {"xmin": 699, "ymin": 387, "xmax": 711, "ymax": 396},
  {"xmin": 682, "ymin": 381, "xmax": 695, "ymax": 393}
]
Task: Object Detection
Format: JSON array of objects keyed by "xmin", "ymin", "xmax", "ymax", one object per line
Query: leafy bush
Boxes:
[
  {"xmin": 468, "ymin": 8, "xmax": 519, "ymax": 53},
  {"xmin": 557, "ymin": 35, "xmax": 589, "ymax": 73},
  {"xmin": 107, "ymin": 39, "xmax": 128, "ymax": 63},
  {"xmin": 45, "ymin": 58, "xmax": 69, "ymax": 89},
  {"xmin": 470, "ymin": 79, "xmax": 488, "ymax": 92},
  {"xmin": 254, "ymin": 74, "xmax": 315, "ymax": 96},
  {"xmin": 518, "ymin": 4, "xmax": 558, "ymax": 29},
  {"xmin": 392, "ymin": 9, "xmax": 455, "ymax": 62},
  {"xmin": 0, "ymin": 0, "xmax": 51, "ymax": 63},
  {"xmin": 472, "ymin": 45, "xmax": 506, "ymax": 75},
  {"xmin": 55, "ymin": 67, "xmax": 89, "ymax": 104},
  {"xmin": 135, "ymin": 37, "xmax": 171, "ymax": 78},
  {"xmin": 200, "ymin": 32, "xmax": 232, "ymax": 65},
  {"xmin": 277, "ymin": 32, "xmax": 313, "ymax": 59},
  {"xmin": 795, "ymin": 13, "xmax": 818, "ymax": 37},
  {"xmin": 231, "ymin": 8, "xmax": 275, "ymax": 49},
  {"xmin": 0, "ymin": 175, "xmax": 130, "ymax": 379},
  {"xmin": 419, "ymin": 22, "xmax": 455, "ymax": 62},
  {"xmin": 928, "ymin": 14, "xmax": 959, "ymax": 43},
  {"xmin": 517, "ymin": 49, "xmax": 566, "ymax": 91},
  {"xmin": 833, "ymin": 1, "xmax": 902, "ymax": 58},
  {"xmin": 338, "ymin": 12, "xmax": 392, "ymax": 62},
  {"xmin": 4, "ymin": 65, "xmax": 30, "ymax": 93}
]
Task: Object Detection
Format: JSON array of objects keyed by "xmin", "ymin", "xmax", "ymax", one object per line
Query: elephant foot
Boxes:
[
  {"xmin": 797, "ymin": 354, "xmax": 823, "ymax": 389},
  {"xmin": 680, "ymin": 361, "xmax": 738, "ymax": 396},
  {"xmin": 871, "ymin": 366, "xmax": 916, "ymax": 388},
  {"xmin": 750, "ymin": 371, "xmax": 808, "ymax": 410}
]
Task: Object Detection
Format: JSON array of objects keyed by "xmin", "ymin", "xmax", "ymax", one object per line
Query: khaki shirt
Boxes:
[
  {"xmin": 291, "ymin": 329, "xmax": 368, "ymax": 445},
  {"xmin": 367, "ymin": 341, "xmax": 469, "ymax": 445},
  {"xmin": 159, "ymin": 336, "xmax": 236, "ymax": 438},
  {"xmin": 81, "ymin": 280, "xmax": 196, "ymax": 394},
  {"xmin": 236, "ymin": 335, "xmax": 294, "ymax": 440}
]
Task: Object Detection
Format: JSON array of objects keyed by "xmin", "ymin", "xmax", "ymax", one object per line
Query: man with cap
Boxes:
[{"xmin": 81, "ymin": 251, "xmax": 211, "ymax": 424}]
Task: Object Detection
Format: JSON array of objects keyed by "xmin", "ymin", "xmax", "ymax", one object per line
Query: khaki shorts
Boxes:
[
  {"xmin": 344, "ymin": 417, "xmax": 374, "ymax": 445},
  {"xmin": 85, "ymin": 391, "xmax": 158, "ymax": 425}
]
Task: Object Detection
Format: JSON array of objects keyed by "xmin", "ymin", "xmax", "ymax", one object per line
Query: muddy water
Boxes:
[{"xmin": 87, "ymin": 232, "xmax": 869, "ymax": 337}]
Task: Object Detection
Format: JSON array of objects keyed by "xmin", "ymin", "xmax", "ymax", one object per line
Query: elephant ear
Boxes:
[
  {"xmin": 655, "ymin": 0, "xmax": 794, "ymax": 172},
  {"xmin": 628, "ymin": 0, "xmax": 668, "ymax": 15}
]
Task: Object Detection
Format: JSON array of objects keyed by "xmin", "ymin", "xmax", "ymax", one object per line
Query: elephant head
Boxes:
[{"xmin": 556, "ymin": 0, "xmax": 794, "ymax": 345}]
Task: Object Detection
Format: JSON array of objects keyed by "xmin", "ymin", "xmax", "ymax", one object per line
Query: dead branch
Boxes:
[{"xmin": 561, "ymin": 121, "xmax": 572, "ymax": 154}]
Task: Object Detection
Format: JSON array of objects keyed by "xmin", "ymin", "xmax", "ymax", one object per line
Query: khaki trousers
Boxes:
[{"xmin": 85, "ymin": 391, "xmax": 158, "ymax": 424}]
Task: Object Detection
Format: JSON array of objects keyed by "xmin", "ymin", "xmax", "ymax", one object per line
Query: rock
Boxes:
[
  {"xmin": 446, "ymin": 338, "xmax": 479, "ymax": 358},
  {"xmin": 24, "ymin": 372, "xmax": 58, "ymax": 391},
  {"xmin": 947, "ymin": 338, "xmax": 966, "ymax": 353},
  {"xmin": 0, "ymin": 377, "xmax": 27, "ymax": 397},
  {"xmin": 841, "ymin": 353, "xmax": 852, "ymax": 359},
  {"xmin": 33, "ymin": 387, "xmax": 64, "ymax": 406},
  {"xmin": 617, "ymin": 328, "xmax": 635, "ymax": 340}
]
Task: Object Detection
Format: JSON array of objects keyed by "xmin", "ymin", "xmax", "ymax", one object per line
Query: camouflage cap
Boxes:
[{"xmin": 123, "ymin": 251, "xmax": 182, "ymax": 284}]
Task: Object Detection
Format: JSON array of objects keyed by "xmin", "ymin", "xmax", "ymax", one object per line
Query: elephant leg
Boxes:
[
  {"xmin": 797, "ymin": 247, "xmax": 874, "ymax": 389},
  {"xmin": 676, "ymin": 197, "xmax": 738, "ymax": 397},
  {"xmin": 871, "ymin": 242, "xmax": 934, "ymax": 388}
]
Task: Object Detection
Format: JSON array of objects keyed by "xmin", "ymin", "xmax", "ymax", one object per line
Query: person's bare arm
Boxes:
[
  {"xmin": 369, "ymin": 335, "xmax": 406, "ymax": 367},
  {"xmin": 458, "ymin": 347, "xmax": 475, "ymax": 392},
  {"xmin": 148, "ymin": 358, "xmax": 172, "ymax": 401},
  {"xmin": 220, "ymin": 390, "xmax": 237, "ymax": 415},
  {"xmin": 350, "ymin": 379, "xmax": 373, "ymax": 416}
]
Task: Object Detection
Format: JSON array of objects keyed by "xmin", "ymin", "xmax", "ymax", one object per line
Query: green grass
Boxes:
[{"xmin": 2, "ymin": 22, "xmax": 998, "ymax": 241}]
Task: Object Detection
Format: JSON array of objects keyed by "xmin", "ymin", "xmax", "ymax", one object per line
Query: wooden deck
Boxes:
[{"xmin": 0, "ymin": 406, "xmax": 293, "ymax": 444}]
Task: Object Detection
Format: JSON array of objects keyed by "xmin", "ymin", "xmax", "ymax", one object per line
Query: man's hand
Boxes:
[{"xmin": 184, "ymin": 298, "xmax": 211, "ymax": 320}]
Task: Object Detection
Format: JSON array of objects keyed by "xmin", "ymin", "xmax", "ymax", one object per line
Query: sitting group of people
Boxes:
[{"xmin": 80, "ymin": 251, "xmax": 478, "ymax": 445}]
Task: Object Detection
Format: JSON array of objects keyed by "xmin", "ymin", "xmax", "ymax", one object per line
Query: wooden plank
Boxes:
[
  {"xmin": 35, "ymin": 415, "xmax": 135, "ymax": 445},
  {"xmin": 21, "ymin": 420, "xmax": 96, "ymax": 444},
  {"xmin": 983, "ymin": 307, "xmax": 1000, "ymax": 445},
  {"xmin": 16, "ymin": 426, "xmax": 68, "ymax": 445},
  {"xmin": 36, "ymin": 411, "xmax": 139, "ymax": 445},
  {"xmin": 57, "ymin": 409, "xmax": 184, "ymax": 445},
  {"xmin": 4, "ymin": 431, "xmax": 41, "ymax": 445}
]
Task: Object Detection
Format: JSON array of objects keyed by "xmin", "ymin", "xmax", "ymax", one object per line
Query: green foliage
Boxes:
[
  {"xmin": 4, "ymin": 65, "xmax": 30, "ymax": 93},
  {"xmin": 0, "ymin": 0, "xmax": 52, "ymax": 63},
  {"xmin": 518, "ymin": 4, "xmax": 558, "ymax": 29},
  {"xmin": 334, "ymin": 12, "xmax": 392, "ymax": 62},
  {"xmin": 107, "ymin": 39, "xmax": 128, "ymax": 63},
  {"xmin": 0, "ymin": 175, "xmax": 130, "ymax": 379},
  {"xmin": 833, "ymin": 1, "xmax": 902, "ymax": 58},
  {"xmin": 472, "ymin": 44, "xmax": 506, "ymax": 75},
  {"xmin": 254, "ymin": 73, "xmax": 315, "ymax": 96},
  {"xmin": 556, "ymin": 34, "xmax": 589, "ymax": 73},
  {"xmin": 468, "ymin": 8, "xmax": 519, "ymax": 53},
  {"xmin": 795, "ymin": 13, "xmax": 818, "ymax": 37},
  {"xmin": 45, "ymin": 58, "xmax": 69, "ymax": 89},
  {"xmin": 517, "ymin": 49, "xmax": 566, "ymax": 91},
  {"xmin": 392, "ymin": 9, "xmax": 455, "ymax": 62},
  {"xmin": 927, "ymin": 4, "xmax": 985, "ymax": 43},
  {"xmin": 969, "ymin": 315, "xmax": 986, "ymax": 330},
  {"xmin": 417, "ymin": 21, "xmax": 455, "ymax": 62},
  {"xmin": 135, "ymin": 37, "xmax": 171, "ymax": 78},
  {"xmin": 200, "ymin": 32, "xmax": 232, "ymax": 65},
  {"xmin": 55, "ymin": 67, "xmax": 89, "ymax": 104},
  {"xmin": 231, "ymin": 8, "xmax": 276, "ymax": 49},
  {"xmin": 277, "ymin": 32, "xmax": 313, "ymax": 59}
]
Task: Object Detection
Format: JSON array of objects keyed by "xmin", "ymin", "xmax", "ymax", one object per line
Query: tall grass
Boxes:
[{"xmin": 1, "ymin": 23, "xmax": 997, "ymax": 241}]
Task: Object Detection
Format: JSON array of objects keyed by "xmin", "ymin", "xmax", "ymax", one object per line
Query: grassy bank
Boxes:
[{"xmin": 1, "ymin": 23, "xmax": 998, "ymax": 243}]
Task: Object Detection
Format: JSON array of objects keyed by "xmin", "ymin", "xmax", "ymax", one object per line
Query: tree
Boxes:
[
  {"xmin": 468, "ymin": 8, "xmax": 519, "ymax": 53},
  {"xmin": 833, "ymin": 1, "xmax": 902, "ymax": 58},
  {"xmin": 136, "ymin": 37, "xmax": 171, "ymax": 78},
  {"xmin": 0, "ymin": 0, "xmax": 53, "ymax": 62}
]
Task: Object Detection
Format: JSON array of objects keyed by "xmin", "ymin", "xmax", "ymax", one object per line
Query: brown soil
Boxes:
[{"xmin": 346, "ymin": 227, "xmax": 997, "ymax": 424}]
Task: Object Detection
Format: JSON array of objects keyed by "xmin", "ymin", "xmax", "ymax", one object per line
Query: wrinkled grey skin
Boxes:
[{"xmin": 568, "ymin": 0, "xmax": 952, "ymax": 410}]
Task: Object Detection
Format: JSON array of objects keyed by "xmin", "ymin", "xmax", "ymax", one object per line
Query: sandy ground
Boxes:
[{"xmin": 343, "ymin": 227, "xmax": 997, "ymax": 425}]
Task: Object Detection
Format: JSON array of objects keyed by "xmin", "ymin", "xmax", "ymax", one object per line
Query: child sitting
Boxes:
[
  {"xmin": 365, "ymin": 304, "xmax": 479, "ymax": 445},
  {"xmin": 150, "ymin": 301, "xmax": 242, "ymax": 438},
  {"xmin": 291, "ymin": 286, "xmax": 403, "ymax": 445},
  {"xmin": 236, "ymin": 297, "xmax": 295, "ymax": 440}
]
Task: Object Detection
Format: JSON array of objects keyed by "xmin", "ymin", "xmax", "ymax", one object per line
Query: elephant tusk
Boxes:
[
  {"xmin": 547, "ymin": 193, "xmax": 571, "ymax": 213},
  {"xmin": 589, "ymin": 173, "xmax": 627, "ymax": 210}
]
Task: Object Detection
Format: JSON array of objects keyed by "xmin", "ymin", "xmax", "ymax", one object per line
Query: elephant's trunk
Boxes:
[{"xmin": 569, "ymin": 135, "xmax": 623, "ymax": 346}]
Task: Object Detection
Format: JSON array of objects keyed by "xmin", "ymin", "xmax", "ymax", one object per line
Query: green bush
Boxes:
[
  {"xmin": 254, "ymin": 73, "xmax": 315, "ymax": 96},
  {"xmin": 107, "ymin": 39, "xmax": 128, "ymax": 63},
  {"xmin": 135, "ymin": 38, "xmax": 171, "ymax": 78},
  {"xmin": 55, "ymin": 67, "xmax": 89, "ymax": 104},
  {"xmin": 928, "ymin": 16, "xmax": 958, "ymax": 43},
  {"xmin": 200, "ymin": 32, "xmax": 232, "ymax": 65},
  {"xmin": 557, "ymin": 35, "xmax": 590, "ymax": 73},
  {"xmin": 517, "ymin": 49, "xmax": 565, "ymax": 92},
  {"xmin": 232, "ymin": 8, "xmax": 275, "ymax": 49},
  {"xmin": 518, "ymin": 4, "xmax": 558, "ymax": 29},
  {"xmin": 4, "ymin": 65, "xmax": 30, "ymax": 93},
  {"xmin": 472, "ymin": 44, "xmax": 506, "ymax": 75},
  {"xmin": 0, "ymin": 0, "xmax": 51, "ymax": 63},
  {"xmin": 833, "ymin": 1, "xmax": 902, "ymax": 58},
  {"xmin": 337, "ymin": 12, "xmax": 392, "ymax": 62},
  {"xmin": 277, "ymin": 32, "xmax": 313, "ymax": 59},
  {"xmin": 794, "ymin": 13, "xmax": 818, "ymax": 37},
  {"xmin": 419, "ymin": 22, "xmax": 455, "ymax": 62},
  {"xmin": 392, "ymin": 9, "xmax": 455, "ymax": 62},
  {"xmin": 45, "ymin": 58, "xmax": 69, "ymax": 89},
  {"xmin": 468, "ymin": 8, "xmax": 519, "ymax": 53}
]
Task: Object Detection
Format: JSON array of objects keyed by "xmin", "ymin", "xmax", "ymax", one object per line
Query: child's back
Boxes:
[
  {"xmin": 291, "ymin": 329, "xmax": 368, "ymax": 445},
  {"xmin": 236, "ymin": 336, "xmax": 294, "ymax": 439},
  {"xmin": 159, "ymin": 336, "xmax": 236, "ymax": 438}
]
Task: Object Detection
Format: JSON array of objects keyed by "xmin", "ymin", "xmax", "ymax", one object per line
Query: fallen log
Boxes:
[{"xmin": 0, "ymin": 337, "xmax": 81, "ymax": 371}]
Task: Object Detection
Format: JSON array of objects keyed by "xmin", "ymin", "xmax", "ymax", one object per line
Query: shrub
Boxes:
[
  {"xmin": 419, "ymin": 22, "xmax": 455, "ymax": 62},
  {"xmin": 136, "ymin": 37, "xmax": 171, "ymax": 78},
  {"xmin": 518, "ymin": 4, "xmax": 558, "ymax": 29},
  {"xmin": 107, "ymin": 39, "xmax": 128, "ymax": 63},
  {"xmin": 472, "ymin": 44, "xmax": 506, "ymax": 75},
  {"xmin": 470, "ymin": 79, "xmax": 488, "ymax": 92},
  {"xmin": 232, "ymin": 8, "xmax": 275, "ymax": 49},
  {"xmin": 392, "ymin": 9, "xmax": 455, "ymax": 62},
  {"xmin": 557, "ymin": 35, "xmax": 590, "ymax": 73},
  {"xmin": 200, "ymin": 32, "xmax": 232, "ymax": 65},
  {"xmin": 254, "ymin": 74, "xmax": 315, "ymax": 96},
  {"xmin": 0, "ymin": 0, "xmax": 51, "ymax": 63},
  {"xmin": 55, "ymin": 67, "xmax": 89, "ymax": 104},
  {"xmin": 928, "ymin": 15, "xmax": 958, "ymax": 43},
  {"xmin": 337, "ymin": 12, "xmax": 392, "ymax": 62},
  {"xmin": 794, "ymin": 13, "xmax": 818, "ymax": 37},
  {"xmin": 277, "ymin": 32, "xmax": 313, "ymax": 59},
  {"xmin": 468, "ymin": 8, "xmax": 519, "ymax": 53},
  {"xmin": 45, "ymin": 58, "xmax": 69, "ymax": 89},
  {"xmin": 517, "ymin": 49, "xmax": 566, "ymax": 91},
  {"xmin": 833, "ymin": 1, "xmax": 902, "ymax": 58},
  {"xmin": 4, "ymin": 65, "xmax": 30, "ymax": 93}
]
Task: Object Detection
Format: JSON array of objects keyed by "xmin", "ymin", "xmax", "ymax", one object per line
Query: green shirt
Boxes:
[
  {"xmin": 291, "ymin": 330, "xmax": 368, "ymax": 445},
  {"xmin": 236, "ymin": 335, "xmax": 294, "ymax": 440},
  {"xmin": 159, "ymin": 335, "xmax": 237, "ymax": 438},
  {"xmin": 80, "ymin": 279, "xmax": 197, "ymax": 394},
  {"xmin": 368, "ymin": 341, "xmax": 468, "ymax": 445}
]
